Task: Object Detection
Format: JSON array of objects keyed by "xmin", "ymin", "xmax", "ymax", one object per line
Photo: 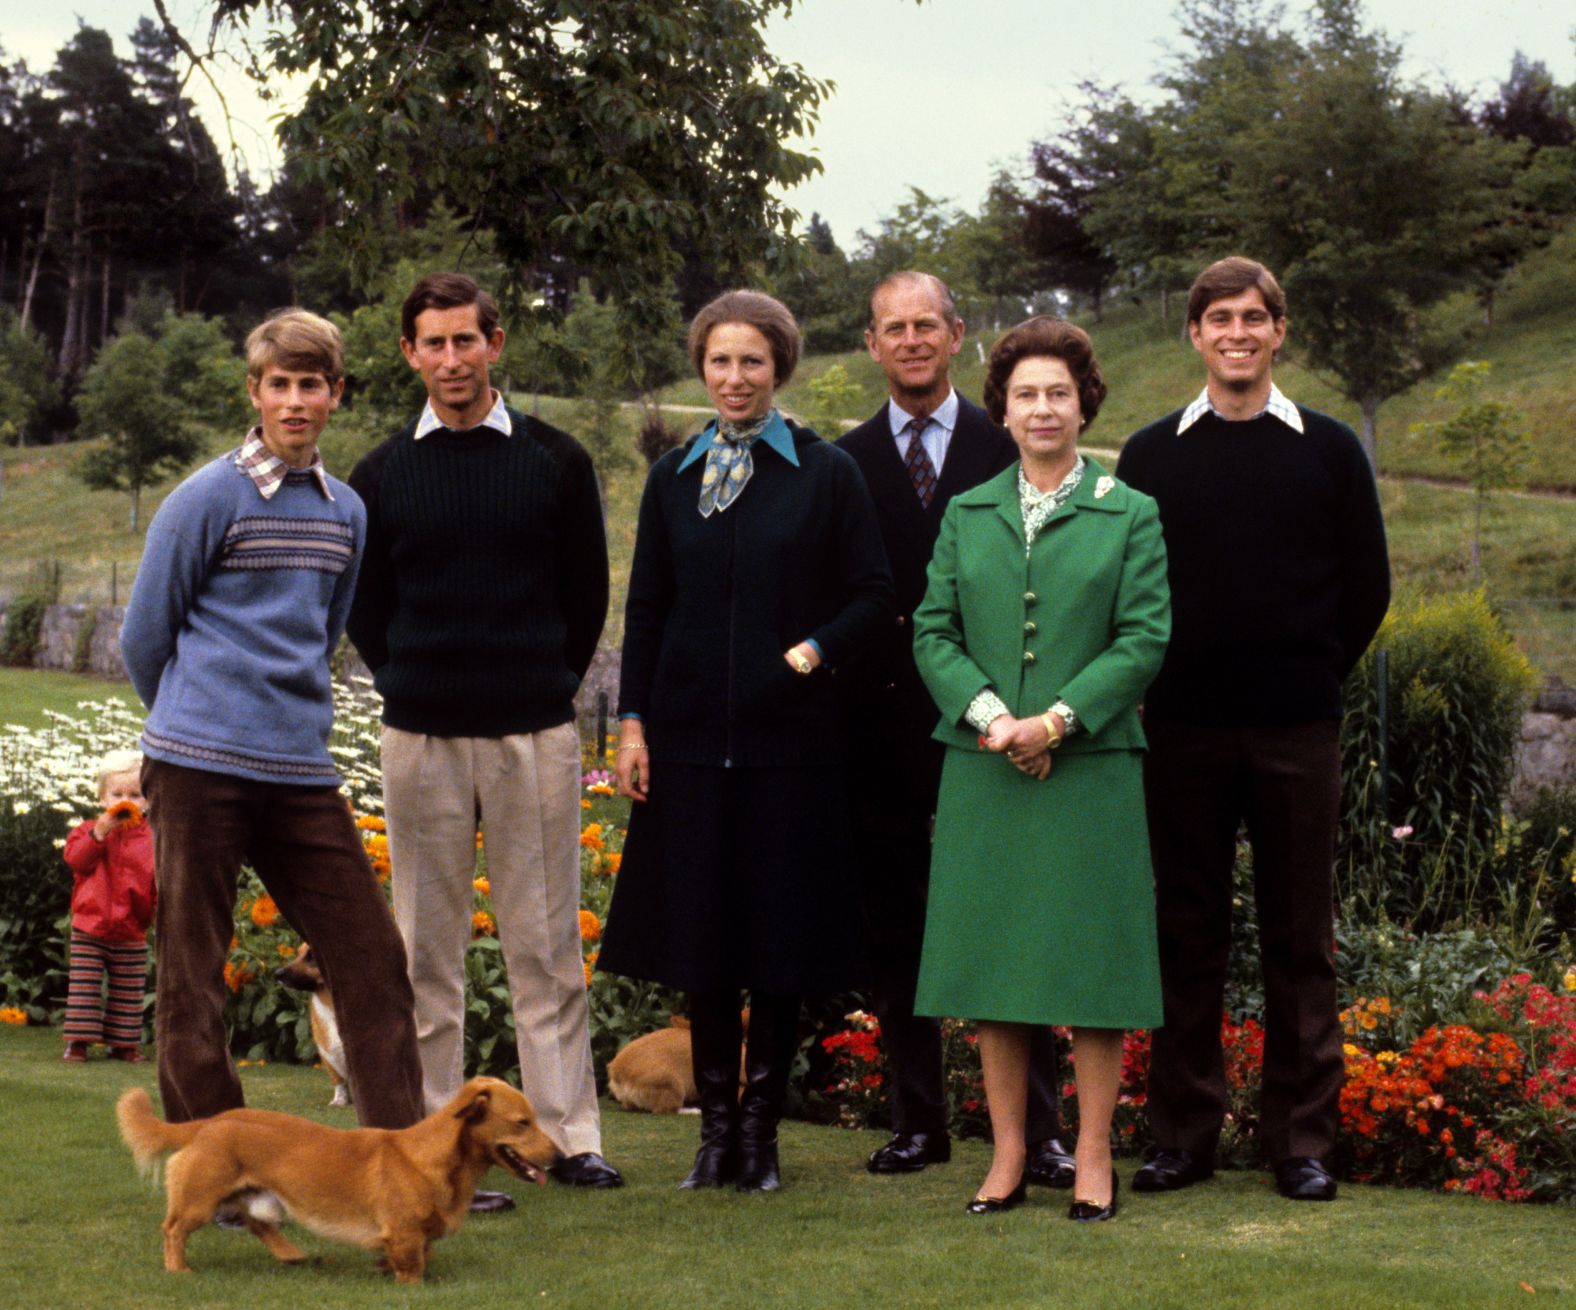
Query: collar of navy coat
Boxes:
[
  {"xmin": 676, "ymin": 410, "xmax": 800, "ymax": 472},
  {"xmin": 952, "ymin": 455, "xmax": 1126, "ymax": 543}
]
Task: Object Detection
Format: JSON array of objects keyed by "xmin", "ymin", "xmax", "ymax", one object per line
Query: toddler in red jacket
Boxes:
[{"xmin": 61, "ymin": 749, "xmax": 156, "ymax": 1062}]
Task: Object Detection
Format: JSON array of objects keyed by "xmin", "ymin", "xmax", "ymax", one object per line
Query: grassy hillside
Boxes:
[{"xmin": 3, "ymin": 232, "xmax": 1572, "ymax": 675}]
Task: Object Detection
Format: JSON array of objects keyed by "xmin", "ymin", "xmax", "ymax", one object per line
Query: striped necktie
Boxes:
[{"xmin": 903, "ymin": 417, "xmax": 939, "ymax": 508}]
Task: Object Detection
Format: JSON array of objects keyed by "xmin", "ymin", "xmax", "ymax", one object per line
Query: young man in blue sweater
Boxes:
[{"xmin": 122, "ymin": 310, "xmax": 423, "ymax": 1130}]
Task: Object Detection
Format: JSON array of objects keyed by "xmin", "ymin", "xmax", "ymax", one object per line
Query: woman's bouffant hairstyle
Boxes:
[
  {"xmin": 982, "ymin": 316, "xmax": 1107, "ymax": 431},
  {"xmin": 245, "ymin": 310, "xmax": 344, "ymax": 384},
  {"xmin": 687, "ymin": 291, "xmax": 801, "ymax": 387},
  {"xmin": 1186, "ymin": 256, "xmax": 1286, "ymax": 325}
]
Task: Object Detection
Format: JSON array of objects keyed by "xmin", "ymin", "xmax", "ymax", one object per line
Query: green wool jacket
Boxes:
[{"xmin": 913, "ymin": 457, "xmax": 1171, "ymax": 754}]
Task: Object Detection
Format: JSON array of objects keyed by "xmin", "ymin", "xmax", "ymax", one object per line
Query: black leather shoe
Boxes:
[
  {"xmin": 1024, "ymin": 1137, "xmax": 1076, "ymax": 1189},
  {"xmin": 1068, "ymin": 1170, "xmax": 1119, "ymax": 1222},
  {"xmin": 965, "ymin": 1177, "xmax": 1027, "ymax": 1215},
  {"xmin": 867, "ymin": 1131, "xmax": 952, "ymax": 1174},
  {"xmin": 1131, "ymin": 1149, "xmax": 1213, "ymax": 1193},
  {"xmin": 549, "ymin": 1152, "xmax": 624, "ymax": 1188},
  {"xmin": 1274, "ymin": 1156, "xmax": 1337, "ymax": 1201},
  {"xmin": 468, "ymin": 1189, "xmax": 517, "ymax": 1214}
]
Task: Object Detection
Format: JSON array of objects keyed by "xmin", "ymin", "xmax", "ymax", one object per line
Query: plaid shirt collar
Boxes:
[
  {"xmin": 234, "ymin": 428, "xmax": 335, "ymax": 501},
  {"xmin": 413, "ymin": 389, "xmax": 512, "ymax": 439},
  {"xmin": 1177, "ymin": 382, "xmax": 1304, "ymax": 436}
]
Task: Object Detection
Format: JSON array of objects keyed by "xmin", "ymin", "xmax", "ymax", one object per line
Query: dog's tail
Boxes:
[{"xmin": 116, "ymin": 1087, "xmax": 201, "ymax": 1177}]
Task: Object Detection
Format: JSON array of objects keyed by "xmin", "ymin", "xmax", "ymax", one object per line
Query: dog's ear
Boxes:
[{"xmin": 454, "ymin": 1087, "xmax": 492, "ymax": 1124}]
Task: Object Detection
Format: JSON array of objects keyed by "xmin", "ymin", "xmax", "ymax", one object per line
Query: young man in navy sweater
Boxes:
[
  {"xmin": 123, "ymin": 310, "xmax": 423, "ymax": 1130},
  {"xmin": 347, "ymin": 274, "xmax": 619, "ymax": 1201},
  {"xmin": 1116, "ymin": 257, "xmax": 1390, "ymax": 1202}
]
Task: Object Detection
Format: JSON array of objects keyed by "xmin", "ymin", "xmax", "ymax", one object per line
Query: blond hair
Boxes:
[
  {"xmin": 96, "ymin": 749, "xmax": 143, "ymax": 796},
  {"xmin": 245, "ymin": 309, "xmax": 345, "ymax": 383}
]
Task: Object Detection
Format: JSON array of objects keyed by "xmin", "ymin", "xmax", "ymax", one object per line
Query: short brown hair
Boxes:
[
  {"xmin": 867, "ymin": 271, "xmax": 959, "ymax": 330},
  {"xmin": 687, "ymin": 290, "xmax": 801, "ymax": 387},
  {"xmin": 245, "ymin": 310, "xmax": 343, "ymax": 384},
  {"xmin": 401, "ymin": 272, "xmax": 500, "ymax": 344},
  {"xmin": 1186, "ymin": 256, "xmax": 1287, "ymax": 326},
  {"xmin": 982, "ymin": 316, "xmax": 1107, "ymax": 430}
]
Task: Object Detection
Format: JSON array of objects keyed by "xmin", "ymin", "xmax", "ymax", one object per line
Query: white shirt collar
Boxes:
[
  {"xmin": 1177, "ymin": 382, "xmax": 1303, "ymax": 435},
  {"xmin": 413, "ymin": 389, "xmax": 512, "ymax": 439},
  {"xmin": 234, "ymin": 428, "xmax": 334, "ymax": 501},
  {"xmin": 886, "ymin": 387, "xmax": 960, "ymax": 437}
]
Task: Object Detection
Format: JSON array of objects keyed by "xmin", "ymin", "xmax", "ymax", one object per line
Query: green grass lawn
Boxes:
[
  {"xmin": 0, "ymin": 667, "xmax": 141, "ymax": 728},
  {"xmin": 0, "ymin": 1025, "xmax": 1570, "ymax": 1310}
]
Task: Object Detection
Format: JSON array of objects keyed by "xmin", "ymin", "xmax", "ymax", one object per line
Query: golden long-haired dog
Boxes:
[{"xmin": 117, "ymin": 1076, "xmax": 559, "ymax": 1284}]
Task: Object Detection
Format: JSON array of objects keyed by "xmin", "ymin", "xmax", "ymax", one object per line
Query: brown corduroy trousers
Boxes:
[{"xmin": 143, "ymin": 758, "xmax": 423, "ymax": 1128}]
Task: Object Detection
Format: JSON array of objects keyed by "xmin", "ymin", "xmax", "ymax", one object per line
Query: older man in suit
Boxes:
[{"xmin": 836, "ymin": 271, "xmax": 1075, "ymax": 1185}]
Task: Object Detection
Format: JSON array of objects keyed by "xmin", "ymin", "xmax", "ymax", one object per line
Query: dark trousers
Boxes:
[
  {"xmin": 1141, "ymin": 720, "xmax": 1344, "ymax": 1164},
  {"xmin": 143, "ymin": 759, "xmax": 424, "ymax": 1129},
  {"xmin": 854, "ymin": 732, "xmax": 1063, "ymax": 1141}
]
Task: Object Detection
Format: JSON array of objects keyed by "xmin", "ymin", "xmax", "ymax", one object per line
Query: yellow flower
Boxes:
[
  {"xmin": 0, "ymin": 1007, "xmax": 27, "ymax": 1026},
  {"xmin": 1563, "ymin": 969, "xmax": 1575, "ymax": 993},
  {"xmin": 588, "ymin": 782, "xmax": 615, "ymax": 797},
  {"xmin": 1376, "ymin": 1050, "xmax": 1399, "ymax": 1066},
  {"xmin": 250, "ymin": 895, "xmax": 279, "ymax": 929},
  {"xmin": 472, "ymin": 910, "xmax": 497, "ymax": 938},
  {"xmin": 474, "ymin": 877, "xmax": 491, "ymax": 898},
  {"xmin": 355, "ymin": 814, "xmax": 386, "ymax": 832},
  {"xmin": 579, "ymin": 909, "xmax": 602, "ymax": 943},
  {"xmin": 1359, "ymin": 1013, "xmax": 1378, "ymax": 1030},
  {"xmin": 581, "ymin": 798, "xmax": 592, "ymax": 811},
  {"xmin": 579, "ymin": 823, "xmax": 605, "ymax": 852}
]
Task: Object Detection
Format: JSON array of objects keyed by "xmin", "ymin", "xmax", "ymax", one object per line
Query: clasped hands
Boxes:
[
  {"xmin": 617, "ymin": 642, "xmax": 823, "ymax": 802},
  {"xmin": 983, "ymin": 712, "xmax": 1065, "ymax": 781}
]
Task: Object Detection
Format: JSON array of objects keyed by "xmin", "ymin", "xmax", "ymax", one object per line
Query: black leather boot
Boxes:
[
  {"xmin": 736, "ymin": 994, "xmax": 800, "ymax": 1192},
  {"xmin": 680, "ymin": 992, "xmax": 744, "ymax": 1189}
]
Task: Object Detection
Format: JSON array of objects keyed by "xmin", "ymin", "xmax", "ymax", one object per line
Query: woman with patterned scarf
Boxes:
[{"xmin": 599, "ymin": 290, "xmax": 893, "ymax": 1192}]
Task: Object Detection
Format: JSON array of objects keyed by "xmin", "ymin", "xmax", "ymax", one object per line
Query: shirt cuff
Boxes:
[
  {"xmin": 965, "ymin": 688, "xmax": 1011, "ymax": 735},
  {"xmin": 618, "ymin": 712, "xmax": 643, "ymax": 721},
  {"xmin": 805, "ymin": 638, "xmax": 824, "ymax": 662}
]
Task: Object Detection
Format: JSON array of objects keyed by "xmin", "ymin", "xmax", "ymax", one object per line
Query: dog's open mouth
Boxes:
[{"xmin": 495, "ymin": 1145, "xmax": 548, "ymax": 1186}]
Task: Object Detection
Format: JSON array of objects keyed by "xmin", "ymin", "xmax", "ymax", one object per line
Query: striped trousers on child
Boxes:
[{"xmin": 64, "ymin": 930, "xmax": 148, "ymax": 1048}]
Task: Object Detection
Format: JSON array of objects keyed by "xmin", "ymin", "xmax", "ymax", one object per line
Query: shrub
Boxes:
[
  {"xmin": 1340, "ymin": 590, "xmax": 1537, "ymax": 930},
  {"xmin": 636, "ymin": 409, "xmax": 685, "ymax": 467}
]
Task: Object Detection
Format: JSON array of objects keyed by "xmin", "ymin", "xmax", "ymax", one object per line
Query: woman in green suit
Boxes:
[{"xmin": 912, "ymin": 316, "xmax": 1169, "ymax": 1221}]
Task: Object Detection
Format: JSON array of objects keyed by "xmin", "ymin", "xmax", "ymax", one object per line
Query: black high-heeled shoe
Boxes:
[
  {"xmin": 965, "ymin": 1177, "xmax": 1027, "ymax": 1215},
  {"xmin": 1068, "ymin": 1170, "xmax": 1119, "ymax": 1222}
]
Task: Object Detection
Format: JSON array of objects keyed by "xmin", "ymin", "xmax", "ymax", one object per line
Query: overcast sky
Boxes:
[{"xmin": 6, "ymin": 0, "xmax": 1574, "ymax": 246}]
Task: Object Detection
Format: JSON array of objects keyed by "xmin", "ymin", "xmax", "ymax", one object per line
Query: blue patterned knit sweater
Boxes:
[{"xmin": 121, "ymin": 452, "xmax": 365, "ymax": 786}]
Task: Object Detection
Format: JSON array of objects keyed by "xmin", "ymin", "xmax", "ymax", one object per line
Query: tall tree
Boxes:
[
  {"xmin": 1223, "ymin": 0, "xmax": 1514, "ymax": 464},
  {"xmin": 188, "ymin": 0, "xmax": 832, "ymax": 342}
]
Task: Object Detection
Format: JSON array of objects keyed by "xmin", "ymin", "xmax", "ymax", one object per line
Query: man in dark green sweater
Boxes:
[
  {"xmin": 347, "ymin": 273, "xmax": 620, "ymax": 1201},
  {"xmin": 1116, "ymin": 257, "xmax": 1390, "ymax": 1204}
]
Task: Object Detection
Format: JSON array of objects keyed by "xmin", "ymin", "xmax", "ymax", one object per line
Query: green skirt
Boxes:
[{"xmin": 914, "ymin": 746, "xmax": 1163, "ymax": 1029}]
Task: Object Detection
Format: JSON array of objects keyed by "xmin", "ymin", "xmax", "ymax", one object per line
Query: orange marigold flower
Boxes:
[
  {"xmin": 472, "ymin": 910, "xmax": 497, "ymax": 938},
  {"xmin": 581, "ymin": 798, "xmax": 592, "ymax": 811},
  {"xmin": 580, "ymin": 823, "xmax": 605, "ymax": 851},
  {"xmin": 223, "ymin": 961, "xmax": 255, "ymax": 992},
  {"xmin": 250, "ymin": 895, "xmax": 279, "ymax": 929},
  {"xmin": 0, "ymin": 1006, "xmax": 27, "ymax": 1026},
  {"xmin": 583, "ymin": 958, "xmax": 595, "ymax": 987},
  {"xmin": 476, "ymin": 830, "xmax": 484, "ymax": 849},
  {"xmin": 278, "ymin": 943, "xmax": 295, "ymax": 957},
  {"xmin": 603, "ymin": 852, "xmax": 622, "ymax": 875},
  {"xmin": 108, "ymin": 799, "xmax": 145, "ymax": 826},
  {"xmin": 355, "ymin": 814, "xmax": 386, "ymax": 832},
  {"xmin": 579, "ymin": 909, "xmax": 602, "ymax": 943},
  {"xmin": 474, "ymin": 877, "xmax": 491, "ymax": 897}
]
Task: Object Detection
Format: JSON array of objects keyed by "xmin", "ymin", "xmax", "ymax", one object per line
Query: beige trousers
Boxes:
[{"xmin": 382, "ymin": 722, "xmax": 601, "ymax": 1156}]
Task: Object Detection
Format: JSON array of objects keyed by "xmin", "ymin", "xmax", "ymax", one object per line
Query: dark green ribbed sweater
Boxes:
[{"xmin": 346, "ymin": 406, "xmax": 608, "ymax": 737}]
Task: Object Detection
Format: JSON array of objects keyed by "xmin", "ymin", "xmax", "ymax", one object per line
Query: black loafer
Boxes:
[
  {"xmin": 549, "ymin": 1152, "xmax": 624, "ymax": 1188},
  {"xmin": 1274, "ymin": 1156, "xmax": 1337, "ymax": 1201},
  {"xmin": 965, "ymin": 1178, "xmax": 1027, "ymax": 1215},
  {"xmin": 1068, "ymin": 1170, "xmax": 1119, "ymax": 1223},
  {"xmin": 469, "ymin": 1189, "xmax": 516, "ymax": 1214},
  {"xmin": 1024, "ymin": 1137, "xmax": 1076, "ymax": 1189},
  {"xmin": 1131, "ymin": 1149, "xmax": 1214, "ymax": 1193},
  {"xmin": 867, "ymin": 1131, "xmax": 951, "ymax": 1174}
]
